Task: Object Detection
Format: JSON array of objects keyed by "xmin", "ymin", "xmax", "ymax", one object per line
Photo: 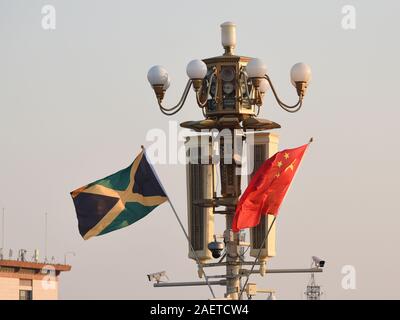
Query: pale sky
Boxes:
[{"xmin": 1, "ymin": 0, "xmax": 400, "ymax": 299}]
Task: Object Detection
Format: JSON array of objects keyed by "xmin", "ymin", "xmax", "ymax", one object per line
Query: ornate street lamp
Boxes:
[
  {"xmin": 148, "ymin": 21, "xmax": 311, "ymax": 128},
  {"xmin": 147, "ymin": 22, "xmax": 312, "ymax": 300}
]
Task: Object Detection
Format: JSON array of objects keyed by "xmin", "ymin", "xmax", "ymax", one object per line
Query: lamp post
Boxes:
[{"xmin": 147, "ymin": 22, "xmax": 312, "ymax": 300}]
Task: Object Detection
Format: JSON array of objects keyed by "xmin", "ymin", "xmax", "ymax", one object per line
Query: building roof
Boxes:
[
  {"xmin": 0, "ymin": 259, "xmax": 71, "ymax": 272},
  {"xmin": 0, "ymin": 259, "xmax": 71, "ymax": 280}
]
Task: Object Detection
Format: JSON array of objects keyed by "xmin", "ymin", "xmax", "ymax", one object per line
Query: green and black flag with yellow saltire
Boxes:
[{"xmin": 70, "ymin": 149, "xmax": 167, "ymax": 240}]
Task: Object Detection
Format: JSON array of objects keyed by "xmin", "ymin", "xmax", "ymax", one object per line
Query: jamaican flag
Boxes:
[{"xmin": 70, "ymin": 149, "xmax": 167, "ymax": 240}]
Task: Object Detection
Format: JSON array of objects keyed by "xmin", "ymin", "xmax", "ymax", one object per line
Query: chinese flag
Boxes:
[{"xmin": 232, "ymin": 143, "xmax": 309, "ymax": 232}]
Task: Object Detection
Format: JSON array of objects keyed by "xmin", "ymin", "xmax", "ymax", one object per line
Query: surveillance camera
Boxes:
[
  {"xmin": 312, "ymin": 256, "xmax": 325, "ymax": 268},
  {"xmin": 147, "ymin": 271, "xmax": 168, "ymax": 283},
  {"xmin": 208, "ymin": 241, "xmax": 224, "ymax": 259},
  {"xmin": 267, "ymin": 293, "xmax": 277, "ymax": 300}
]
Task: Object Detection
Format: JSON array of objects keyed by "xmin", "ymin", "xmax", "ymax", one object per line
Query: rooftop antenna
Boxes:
[
  {"xmin": 18, "ymin": 249, "xmax": 27, "ymax": 262},
  {"xmin": 33, "ymin": 249, "xmax": 40, "ymax": 263},
  {"xmin": 64, "ymin": 251, "xmax": 76, "ymax": 265}
]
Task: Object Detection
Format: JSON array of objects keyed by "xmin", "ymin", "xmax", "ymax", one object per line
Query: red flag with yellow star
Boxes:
[{"xmin": 232, "ymin": 142, "xmax": 310, "ymax": 232}]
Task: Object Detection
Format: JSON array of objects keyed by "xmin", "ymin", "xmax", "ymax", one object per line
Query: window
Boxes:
[
  {"xmin": 19, "ymin": 290, "xmax": 32, "ymax": 300},
  {"xmin": 19, "ymin": 279, "xmax": 33, "ymax": 287}
]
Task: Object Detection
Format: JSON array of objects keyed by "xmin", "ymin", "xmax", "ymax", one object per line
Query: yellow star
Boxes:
[
  {"xmin": 275, "ymin": 172, "xmax": 280, "ymax": 178},
  {"xmin": 277, "ymin": 161, "xmax": 283, "ymax": 168},
  {"xmin": 284, "ymin": 153, "xmax": 289, "ymax": 160}
]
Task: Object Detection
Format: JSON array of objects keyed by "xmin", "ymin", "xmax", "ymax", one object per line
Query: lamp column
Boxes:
[
  {"xmin": 147, "ymin": 21, "xmax": 313, "ymax": 300},
  {"xmin": 219, "ymin": 130, "xmax": 242, "ymax": 299}
]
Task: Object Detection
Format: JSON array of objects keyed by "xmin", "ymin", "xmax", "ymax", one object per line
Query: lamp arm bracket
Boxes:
[
  {"xmin": 196, "ymin": 91, "xmax": 208, "ymax": 107},
  {"xmin": 264, "ymin": 75, "xmax": 303, "ymax": 113},
  {"xmin": 158, "ymin": 79, "xmax": 193, "ymax": 115}
]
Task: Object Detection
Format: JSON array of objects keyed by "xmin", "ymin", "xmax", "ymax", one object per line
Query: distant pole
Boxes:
[
  {"xmin": 64, "ymin": 251, "xmax": 76, "ymax": 265},
  {"xmin": 1, "ymin": 208, "xmax": 5, "ymax": 249},
  {"xmin": 45, "ymin": 212, "xmax": 48, "ymax": 262}
]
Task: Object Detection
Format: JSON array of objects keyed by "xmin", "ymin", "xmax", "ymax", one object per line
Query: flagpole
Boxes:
[
  {"xmin": 141, "ymin": 146, "xmax": 216, "ymax": 299},
  {"xmin": 238, "ymin": 215, "xmax": 277, "ymax": 300},
  {"xmin": 165, "ymin": 199, "xmax": 216, "ymax": 298}
]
